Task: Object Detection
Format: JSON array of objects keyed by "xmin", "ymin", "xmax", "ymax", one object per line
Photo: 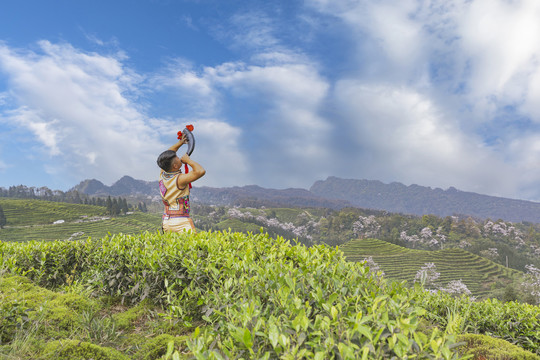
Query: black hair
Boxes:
[{"xmin": 157, "ymin": 150, "xmax": 177, "ymax": 172}]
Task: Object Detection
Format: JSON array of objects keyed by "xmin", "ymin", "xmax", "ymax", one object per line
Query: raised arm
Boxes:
[{"xmin": 177, "ymin": 154, "xmax": 206, "ymax": 189}]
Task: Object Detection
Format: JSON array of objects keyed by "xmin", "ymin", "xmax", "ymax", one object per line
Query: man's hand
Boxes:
[
  {"xmin": 177, "ymin": 133, "xmax": 187, "ymax": 146},
  {"xmin": 177, "ymin": 154, "xmax": 206, "ymax": 189},
  {"xmin": 180, "ymin": 153, "xmax": 191, "ymax": 165},
  {"xmin": 168, "ymin": 134, "xmax": 187, "ymax": 152}
]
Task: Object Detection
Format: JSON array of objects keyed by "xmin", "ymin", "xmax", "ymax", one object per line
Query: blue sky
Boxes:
[{"xmin": 1, "ymin": 0, "xmax": 540, "ymax": 201}]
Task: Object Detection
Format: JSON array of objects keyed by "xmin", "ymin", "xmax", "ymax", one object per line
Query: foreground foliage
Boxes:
[
  {"xmin": 421, "ymin": 292, "xmax": 540, "ymax": 355},
  {"xmin": 1, "ymin": 230, "xmax": 539, "ymax": 359}
]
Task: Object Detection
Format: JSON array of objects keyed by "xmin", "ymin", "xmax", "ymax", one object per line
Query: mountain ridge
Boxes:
[
  {"xmin": 311, "ymin": 176, "xmax": 540, "ymax": 223},
  {"xmin": 69, "ymin": 176, "xmax": 540, "ymax": 223}
]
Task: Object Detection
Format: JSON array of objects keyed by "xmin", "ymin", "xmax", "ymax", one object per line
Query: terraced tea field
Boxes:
[
  {"xmin": 340, "ymin": 238, "xmax": 523, "ymax": 299},
  {"xmin": 0, "ymin": 198, "xmax": 161, "ymax": 242},
  {"xmin": 0, "ymin": 198, "xmax": 106, "ymax": 226}
]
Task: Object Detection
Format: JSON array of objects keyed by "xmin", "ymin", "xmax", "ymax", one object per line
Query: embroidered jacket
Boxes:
[{"xmin": 159, "ymin": 170, "xmax": 190, "ymax": 218}]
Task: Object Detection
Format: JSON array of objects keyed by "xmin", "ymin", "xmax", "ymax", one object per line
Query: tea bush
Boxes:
[
  {"xmin": 1, "ymin": 230, "xmax": 461, "ymax": 358},
  {"xmin": 1, "ymin": 230, "xmax": 539, "ymax": 358},
  {"xmin": 421, "ymin": 292, "xmax": 540, "ymax": 354}
]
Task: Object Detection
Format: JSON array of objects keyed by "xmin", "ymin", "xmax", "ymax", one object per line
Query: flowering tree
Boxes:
[
  {"xmin": 442, "ymin": 280, "xmax": 472, "ymax": 296},
  {"xmin": 399, "ymin": 226, "xmax": 448, "ymax": 249},
  {"xmin": 522, "ymin": 264, "xmax": 540, "ymax": 304},
  {"xmin": 362, "ymin": 256, "xmax": 385, "ymax": 277},
  {"xmin": 479, "ymin": 247, "xmax": 499, "ymax": 261},
  {"xmin": 400, "ymin": 231, "xmax": 421, "ymax": 247},
  {"xmin": 227, "ymin": 208, "xmax": 318, "ymax": 242},
  {"xmin": 414, "ymin": 263, "xmax": 440, "ymax": 290},
  {"xmin": 353, "ymin": 215, "xmax": 380, "ymax": 238}
]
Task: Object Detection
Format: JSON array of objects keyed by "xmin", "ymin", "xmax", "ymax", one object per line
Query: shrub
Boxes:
[
  {"xmin": 41, "ymin": 339, "xmax": 128, "ymax": 360},
  {"xmin": 2, "ymin": 230, "xmax": 540, "ymax": 357},
  {"xmin": 458, "ymin": 334, "xmax": 540, "ymax": 360},
  {"xmin": 422, "ymin": 292, "xmax": 540, "ymax": 354},
  {"xmin": 134, "ymin": 334, "xmax": 188, "ymax": 360}
]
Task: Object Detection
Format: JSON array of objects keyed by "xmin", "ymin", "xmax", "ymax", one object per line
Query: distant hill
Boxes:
[
  {"xmin": 72, "ymin": 176, "xmax": 157, "ymax": 196},
  {"xmin": 71, "ymin": 179, "xmax": 351, "ymax": 210},
  {"xmin": 191, "ymin": 185, "xmax": 351, "ymax": 210},
  {"xmin": 70, "ymin": 175, "xmax": 540, "ymax": 223},
  {"xmin": 311, "ymin": 176, "xmax": 540, "ymax": 223}
]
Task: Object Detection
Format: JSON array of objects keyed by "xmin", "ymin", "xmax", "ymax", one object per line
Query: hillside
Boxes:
[
  {"xmin": 0, "ymin": 198, "xmax": 161, "ymax": 242},
  {"xmin": 339, "ymin": 238, "xmax": 522, "ymax": 299},
  {"xmin": 193, "ymin": 205, "xmax": 540, "ymax": 272}
]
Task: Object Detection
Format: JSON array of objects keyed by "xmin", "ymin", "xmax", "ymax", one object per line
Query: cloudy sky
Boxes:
[{"xmin": 1, "ymin": 0, "xmax": 540, "ymax": 201}]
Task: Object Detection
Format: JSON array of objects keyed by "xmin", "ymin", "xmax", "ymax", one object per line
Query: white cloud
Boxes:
[
  {"xmin": 2, "ymin": 1, "xmax": 540, "ymax": 202},
  {"xmin": 180, "ymin": 15, "xmax": 199, "ymax": 31},
  {"xmin": 507, "ymin": 134, "xmax": 540, "ymax": 199},
  {"xmin": 308, "ymin": 0, "xmax": 540, "ymax": 113},
  {"xmin": 9, "ymin": 107, "xmax": 62, "ymax": 155},
  {"xmin": 151, "ymin": 60, "xmax": 219, "ymax": 117},
  {"xmin": 228, "ymin": 11, "xmax": 281, "ymax": 52},
  {"xmin": 305, "ymin": 0, "xmax": 540, "ymax": 200},
  {"xmin": 455, "ymin": 0, "xmax": 540, "ymax": 115},
  {"xmin": 332, "ymin": 81, "xmax": 516, "ymax": 196},
  {"xmin": 0, "ymin": 41, "xmax": 163, "ymax": 185},
  {"xmin": 157, "ymin": 57, "xmax": 332, "ymax": 188},
  {"xmin": 187, "ymin": 119, "xmax": 250, "ymax": 187},
  {"xmin": 0, "ymin": 32, "xmax": 333, "ymax": 190},
  {"xmin": 307, "ymin": 0, "xmax": 429, "ymax": 82}
]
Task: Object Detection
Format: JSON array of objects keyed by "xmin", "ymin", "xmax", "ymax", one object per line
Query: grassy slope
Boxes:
[
  {"xmin": 339, "ymin": 238, "xmax": 522, "ymax": 299},
  {"xmin": 0, "ymin": 198, "xmax": 161, "ymax": 242}
]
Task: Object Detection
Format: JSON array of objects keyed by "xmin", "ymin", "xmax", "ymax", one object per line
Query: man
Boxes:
[{"xmin": 156, "ymin": 134, "xmax": 205, "ymax": 233}]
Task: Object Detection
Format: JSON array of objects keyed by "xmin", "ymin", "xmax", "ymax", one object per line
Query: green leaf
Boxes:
[
  {"xmin": 269, "ymin": 325, "xmax": 279, "ymax": 348},
  {"xmin": 242, "ymin": 328, "xmax": 253, "ymax": 349},
  {"xmin": 356, "ymin": 324, "xmax": 373, "ymax": 341},
  {"xmin": 278, "ymin": 334, "xmax": 289, "ymax": 348},
  {"xmin": 164, "ymin": 339, "xmax": 175, "ymax": 358},
  {"xmin": 361, "ymin": 346, "xmax": 370, "ymax": 360},
  {"xmin": 330, "ymin": 306, "xmax": 338, "ymax": 320}
]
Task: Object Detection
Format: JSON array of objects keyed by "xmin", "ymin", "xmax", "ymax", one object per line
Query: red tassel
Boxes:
[{"xmin": 184, "ymin": 163, "xmax": 192, "ymax": 189}]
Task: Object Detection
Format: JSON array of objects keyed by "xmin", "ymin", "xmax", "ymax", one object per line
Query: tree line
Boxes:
[
  {"xmin": 0, "ymin": 185, "xmax": 149, "ymax": 218},
  {"xmin": 0, "ymin": 185, "xmax": 91, "ymax": 203}
]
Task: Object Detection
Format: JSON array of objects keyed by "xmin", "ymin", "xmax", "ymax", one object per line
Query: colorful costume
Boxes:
[{"xmin": 159, "ymin": 170, "xmax": 195, "ymax": 233}]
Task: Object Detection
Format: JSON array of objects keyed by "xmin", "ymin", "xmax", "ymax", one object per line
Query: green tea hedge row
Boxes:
[
  {"xmin": 422, "ymin": 292, "xmax": 540, "ymax": 355},
  {"xmin": 1, "ymin": 230, "xmax": 462, "ymax": 359}
]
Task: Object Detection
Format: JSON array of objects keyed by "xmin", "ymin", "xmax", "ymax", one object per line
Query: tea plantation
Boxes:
[
  {"xmin": 1, "ymin": 230, "xmax": 539, "ymax": 359},
  {"xmin": 1, "ymin": 199, "xmax": 539, "ymax": 359},
  {"xmin": 0, "ymin": 198, "xmax": 161, "ymax": 242},
  {"xmin": 340, "ymin": 238, "xmax": 522, "ymax": 299}
]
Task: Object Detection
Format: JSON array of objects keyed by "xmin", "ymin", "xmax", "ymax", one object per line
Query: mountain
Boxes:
[
  {"xmin": 310, "ymin": 176, "xmax": 540, "ymax": 223},
  {"xmin": 191, "ymin": 185, "xmax": 351, "ymax": 210},
  {"xmin": 70, "ymin": 178, "xmax": 350, "ymax": 209},
  {"xmin": 71, "ymin": 175, "xmax": 540, "ymax": 223},
  {"xmin": 71, "ymin": 176, "xmax": 158, "ymax": 196},
  {"xmin": 72, "ymin": 179, "xmax": 109, "ymax": 195}
]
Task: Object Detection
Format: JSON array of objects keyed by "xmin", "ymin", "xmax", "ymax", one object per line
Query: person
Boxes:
[{"xmin": 156, "ymin": 134, "xmax": 205, "ymax": 233}]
